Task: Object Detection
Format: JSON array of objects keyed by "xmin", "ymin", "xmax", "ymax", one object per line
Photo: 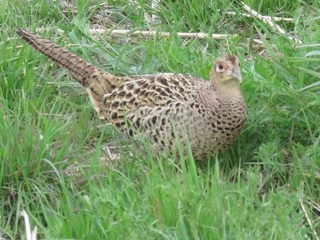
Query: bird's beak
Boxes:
[{"xmin": 231, "ymin": 67, "xmax": 242, "ymax": 83}]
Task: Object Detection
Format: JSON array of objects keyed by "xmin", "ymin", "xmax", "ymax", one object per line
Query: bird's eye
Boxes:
[{"xmin": 216, "ymin": 64, "xmax": 224, "ymax": 73}]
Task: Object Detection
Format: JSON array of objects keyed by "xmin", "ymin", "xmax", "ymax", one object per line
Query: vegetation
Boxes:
[{"xmin": 0, "ymin": 0, "xmax": 319, "ymax": 239}]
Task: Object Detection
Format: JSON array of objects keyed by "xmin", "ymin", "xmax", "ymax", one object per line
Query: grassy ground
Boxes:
[{"xmin": 1, "ymin": 0, "xmax": 320, "ymax": 239}]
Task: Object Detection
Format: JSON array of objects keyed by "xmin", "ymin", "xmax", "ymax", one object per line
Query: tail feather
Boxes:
[
  {"xmin": 17, "ymin": 28, "xmax": 125, "ymax": 118},
  {"xmin": 17, "ymin": 29, "xmax": 123, "ymax": 96}
]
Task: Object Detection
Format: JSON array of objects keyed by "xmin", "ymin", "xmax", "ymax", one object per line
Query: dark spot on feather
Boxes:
[
  {"xmin": 91, "ymin": 74, "xmax": 98, "ymax": 79},
  {"xmin": 152, "ymin": 116, "xmax": 157, "ymax": 124},
  {"xmin": 171, "ymin": 131, "xmax": 175, "ymax": 138},
  {"xmin": 156, "ymin": 96, "xmax": 163, "ymax": 101},
  {"xmin": 153, "ymin": 135, "xmax": 158, "ymax": 142},
  {"xmin": 111, "ymin": 101, "xmax": 119, "ymax": 108},
  {"xmin": 134, "ymin": 88, "xmax": 140, "ymax": 94},
  {"xmin": 128, "ymin": 98, "xmax": 135, "ymax": 104},
  {"xmin": 179, "ymin": 88, "xmax": 184, "ymax": 93},
  {"xmin": 140, "ymin": 90, "xmax": 148, "ymax": 97},
  {"xmin": 126, "ymin": 92, "xmax": 133, "ymax": 98},
  {"xmin": 172, "ymin": 80, "xmax": 179, "ymax": 86},
  {"xmin": 126, "ymin": 84, "xmax": 134, "ymax": 90},
  {"xmin": 128, "ymin": 129, "xmax": 134, "ymax": 137},
  {"xmin": 118, "ymin": 91, "xmax": 126, "ymax": 97},
  {"xmin": 111, "ymin": 113, "xmax": 118, "ymax": 120},
  {"xmin": 136, "ymin": 118, "xmax": 141, "ymax": 129},
  {"xmin": 165, "ymin": 88, "xmax": 173, "ymax": 94},
  {"xmin": 158, "ymin": 77, "xmax": 169, "ymax": 86},
  {"xmin": 142, "ymin": 82, "xmax": 149, "ymax": 89},
  {"xmin": 160, "ymin": 91, "xmax": 168, "ymax": 97},
  {"xmin": 115, "ymin": 122, "xmax": 125, "ymax": 128}
]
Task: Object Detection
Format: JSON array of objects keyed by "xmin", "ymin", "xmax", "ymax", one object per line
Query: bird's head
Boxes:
[{"xmin": 209, "ymin": 55, "xmax": 242, "ymax": 92}]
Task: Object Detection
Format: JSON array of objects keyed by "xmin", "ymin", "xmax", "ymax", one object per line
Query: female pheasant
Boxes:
[{"xmin": 17, "ymin": 28, "xmax": 247, "ymax": 161}]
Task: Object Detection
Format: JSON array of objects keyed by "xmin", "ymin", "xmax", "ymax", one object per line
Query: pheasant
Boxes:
[{"xmin": 17, "ymin": 28, "xmax": 247, "ymax": 161}]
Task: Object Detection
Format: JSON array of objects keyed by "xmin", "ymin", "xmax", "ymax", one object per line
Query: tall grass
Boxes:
[{"xmin": 0, "ymin": 0, "xmax": 319, "ymax": 239}]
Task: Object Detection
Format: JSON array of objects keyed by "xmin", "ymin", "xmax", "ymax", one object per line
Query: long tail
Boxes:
[{"xmin": 17, "ymin": 28, "xmax": 124, "ymax": 117}]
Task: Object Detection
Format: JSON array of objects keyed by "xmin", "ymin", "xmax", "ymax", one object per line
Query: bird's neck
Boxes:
[
  {"xmin": 219, "ymin": 87, "xmax": 243, "ymax": 102},
  {"xmin": 198, "ymin": 84, "xmax": 243, "ymax": 109},
  {"xmin": 212, "ymin": 82, "xmax": 243, "ymax": 102}
]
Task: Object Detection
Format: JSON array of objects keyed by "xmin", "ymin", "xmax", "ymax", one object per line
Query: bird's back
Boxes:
[{"xmin": 102, "ymin": 73, "xmax": 246, "ymax": 160}]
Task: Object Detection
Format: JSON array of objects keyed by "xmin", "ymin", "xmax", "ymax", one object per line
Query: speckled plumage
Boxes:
[{"xmin": 17, "ymin": 28, "xmax": 247, "ymax": 161}]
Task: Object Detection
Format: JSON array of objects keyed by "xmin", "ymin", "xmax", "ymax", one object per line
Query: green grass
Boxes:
[{"xmin": 1, "ymin": 0, "xmax": 320, "ymax": 239}]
